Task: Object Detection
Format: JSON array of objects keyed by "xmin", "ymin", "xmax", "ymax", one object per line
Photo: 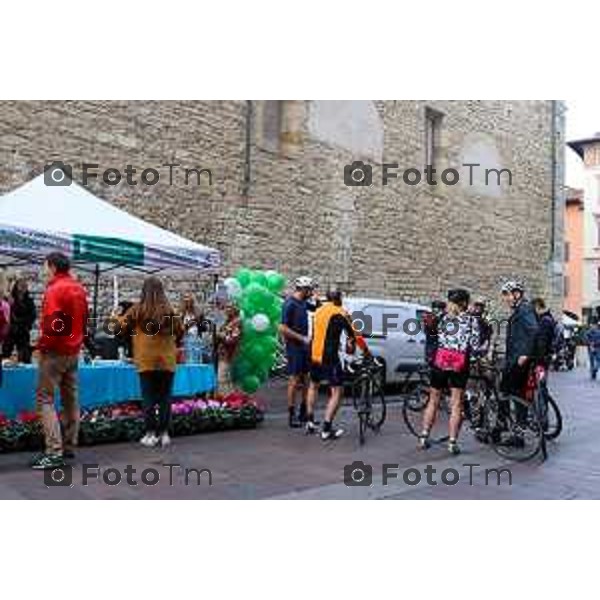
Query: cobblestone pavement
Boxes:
[{"xmin": 0, "ymin": 369, "xmax": 596, "ymax": 499}]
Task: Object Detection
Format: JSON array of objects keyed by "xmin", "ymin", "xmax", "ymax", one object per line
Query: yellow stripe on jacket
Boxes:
[{"xmin": 311, "ymin": 302, "xmax": 347, "ymax": 365}]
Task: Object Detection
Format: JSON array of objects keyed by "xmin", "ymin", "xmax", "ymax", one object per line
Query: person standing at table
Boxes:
[
  {"xmin": 216, "ymin": 302, "xmax": 241, "ymax": 395},
  {"xmin": 180, "ymin": 292, "xmax": 204, "ymax": 363},
  {"xmin": 115, "ymin": 299, "xmax": 134, "ymax": 359},
  {"xmin": 31, "ymin": 253, "xmax": 88, "ymax": 470},
  {"xmin": 3, "ymin": 277, "xmax": 36, "ymax": 364},
  {"xmin": 118, "ymin": 277, "xmax": 183, "ymax": 448},
  {"xmin": 0, "ymin": 271, "xmax": 12, "ymax": 385}
]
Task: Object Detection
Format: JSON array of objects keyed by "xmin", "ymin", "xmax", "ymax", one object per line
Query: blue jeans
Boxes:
[{"xmin": 589, "ymin": 349, "xmax": 600, "ymax": 378}]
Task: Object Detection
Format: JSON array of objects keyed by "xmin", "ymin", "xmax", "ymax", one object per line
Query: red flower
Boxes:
[
  {"xmin": 18, "ymin": 410, "xmax": 39, "ymax": 423},
  {"xmin": 0, "ymin": 413, "xmax": 9, "ymax": 427}
]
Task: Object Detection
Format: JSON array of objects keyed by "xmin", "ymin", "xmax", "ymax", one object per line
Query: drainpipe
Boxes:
[
  {"xmin": 549, "ymin": 99, "xmax": 557, "ymax": 262},
  {"xmin": 242, "ymin": 100, "xmax": 253, "ymax": 205}
]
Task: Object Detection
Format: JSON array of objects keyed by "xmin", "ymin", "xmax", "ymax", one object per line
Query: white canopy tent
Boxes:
[{"xmin": 0, "ymin": 173, "xmax": 221, "ymax": 317}]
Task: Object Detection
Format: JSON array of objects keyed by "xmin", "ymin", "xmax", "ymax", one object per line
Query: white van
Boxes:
[{"xmin": 342, "ymin": 297, "xmax": 430, "ymax": 384}]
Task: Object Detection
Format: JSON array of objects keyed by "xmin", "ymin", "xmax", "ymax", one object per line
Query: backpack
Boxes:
[{"xmin": 0, "ymin": 299, "xmax": 11, "ymax": 342}]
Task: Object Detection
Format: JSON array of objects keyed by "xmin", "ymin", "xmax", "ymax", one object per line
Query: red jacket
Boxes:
[{"xmin": 38, "ymin": 273, "xmax": 89, "ymax": 355}]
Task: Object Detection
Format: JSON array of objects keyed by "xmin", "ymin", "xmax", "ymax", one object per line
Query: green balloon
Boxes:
[
  {"xmin": 235, "ymin": 268, "xmax": 253, "ymax": 288},
  {"xmin": 250, "ymin": 340, "xmax": 271, "ymax": 365},
  {"xmin": 265, "ymin": 271, "xmax": 286, "ymax": 294},
  {"xmin": 240, "ymin": 375, "xmax": 261, "ymax": 394},
  {"xmin": 232, "ymin": 357, "xmax": 252, "ymax": 382},
  {"xmin": 254, "ymin": 369, "xmax": 269, "ymax": 385},
  {"xmin": 242, "ymin": 283, "xmax": 272, "ymax": 316},
  {"xmin": 250, "ymin": 271, "xmax": 268, "ymax": 287}
]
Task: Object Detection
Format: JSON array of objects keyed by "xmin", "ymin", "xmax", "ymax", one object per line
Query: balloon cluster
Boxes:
[{"xmin": 223, "ymin": 268, "xmax": 286, "ymax": 394}]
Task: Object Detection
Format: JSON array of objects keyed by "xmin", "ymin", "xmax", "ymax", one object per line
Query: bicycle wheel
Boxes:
[
  {"xmin": 353, "ymin": 375, "xmax": 372, "ymax": 445},
  {"xmin": 366, "ymin": 377, "xmax": 386, "ymax": 432},
  {"xmin": 543, "ymin": 394, "xmax": 563, "ymax": 441},
  {"xmin": 358, "ymin": 412, "xmax": 368, "ymax": 445},
  {"xmin": 402, "ymin": 383, "xmax": 450, "ymax": 444},
  {"xmin": 491, "ymin": 394, "xmax": 544, "ymax": 462}
]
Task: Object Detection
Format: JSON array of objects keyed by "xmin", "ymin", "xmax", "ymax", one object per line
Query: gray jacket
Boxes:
[{"xmin": 505, "ymin": 299, "xmax": 539, "ymax": 367}]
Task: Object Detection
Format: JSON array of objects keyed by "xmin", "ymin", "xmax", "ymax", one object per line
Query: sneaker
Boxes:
[
  {"xmin": 320, "ymin": 425, "xmax": 345, "ymax": 441},
  {"xmin": 159, "ymin": 433, "xmax": 171, "ymax": 447},
  {"xmin": 140, "ymin": 432, "xmax": 159, "ymax": 447},
  {"xmin": 448, "ymin": 441, "xmax": 461, "ymax": 455},
  {"xmin": 417, "ymin": 435, "xmax": 431, "ymax": 451},
  {"xmin": 63, "ymin": 450, "xmax": 76, "ymax": 460},
  {"xmin": 31, "ymin": 453, "xmax": 65, "ymax": 470},
  {"xmin": 305, "ymin": 421, "xmax": 318, "ymax": 435}
]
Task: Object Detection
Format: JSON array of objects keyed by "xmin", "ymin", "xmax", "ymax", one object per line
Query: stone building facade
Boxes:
[{"xmin": 0, "ymin": 100, "xmax": 565, "ymax": 312}]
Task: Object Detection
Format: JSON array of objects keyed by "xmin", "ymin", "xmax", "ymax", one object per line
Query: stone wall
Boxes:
[{"xmin": 0, "ymin": 100, "xmax": 564, "ymax": 318}]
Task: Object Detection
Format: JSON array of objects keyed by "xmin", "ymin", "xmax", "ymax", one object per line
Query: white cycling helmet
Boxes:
[
  {"xmin": 501, "ymin": 280, "xmax": 524, "ymax": 294},
  {"xmin": 294, "ymin": 276, "xmax": 315, "ymax": 290}
]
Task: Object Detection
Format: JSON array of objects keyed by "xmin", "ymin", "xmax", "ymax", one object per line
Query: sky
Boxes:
[{"xmin": 565, "ymin": 99, "xmax": 600, "ymax": 188}]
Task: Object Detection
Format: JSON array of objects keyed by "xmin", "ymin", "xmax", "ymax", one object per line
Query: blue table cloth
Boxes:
[{"xmin": 0, "ymin": 361, "xmax": 216, "ymax": 417}]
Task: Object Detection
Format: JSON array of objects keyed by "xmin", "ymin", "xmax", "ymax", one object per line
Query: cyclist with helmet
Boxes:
[
  {"xmin": 499, "ymin": 281, "xmax": 539, "ymax": 441},
  {"xmin": 418, "ymin": 289, "xmax": 480, "ymax": 455},
  {"xmin": 280, "ymin": 276, "xmax": 316, "ymax": 428},
  {"xmin": 500, "ymin": 281, "xmax": 539, "ymax": 395},
  {"xmin": 305, "ymin": 289, "xmax": 369, "ymax": 440}
]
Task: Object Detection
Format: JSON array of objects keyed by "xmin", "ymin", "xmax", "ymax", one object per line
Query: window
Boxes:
[
  {"xmin": 425, "ymin": 107, "xmax": 444, "ymax": 170},
  {"xmin": 564, "ymin": 242, "xmax": 570, "ymax": 263},
  {"xmin": 564, "ymin": 276, "xmax": 569, "ymax": 298},
  {"xmin": 361, "ymin": 305, "xmax": 409, "ymax": 336},
  {"xmin": 261, "ymin": 101, "xmax": 283, "ymax": 151}
]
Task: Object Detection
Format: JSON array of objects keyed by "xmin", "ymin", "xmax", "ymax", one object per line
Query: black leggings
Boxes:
[{"xmin": 140, "ymin": 370, "xmax": 175, "ymax": 435}]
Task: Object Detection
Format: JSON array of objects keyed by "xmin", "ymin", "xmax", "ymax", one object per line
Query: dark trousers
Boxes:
[
  {"xmin": 2, "ymin": 331, "xmax": 32, "ymax": 363},
  {"xmin": 500, "ymin": 363, "xmax": 530, "ymax": 424},
  {"xmin": 139, "ymin": 370, "xmax": 175, "ymax": 435}
]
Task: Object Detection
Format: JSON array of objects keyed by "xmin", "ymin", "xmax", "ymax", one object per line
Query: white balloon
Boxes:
[
  {"xmin": 224, "ymin": 277, "xmax": 242, "ymax": 298},
  {"xmin": 251, "ymin": 313, "xmax": 270, "ymax": 332}
]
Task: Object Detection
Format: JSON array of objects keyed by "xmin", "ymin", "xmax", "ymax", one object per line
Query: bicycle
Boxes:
[
  {"xmin": 402, "ymin": 358, "xmax": 547, "ymax": 462},
  {"xmin": 346, "ymin": 355, "xmax": 387, "ymax": 445}
]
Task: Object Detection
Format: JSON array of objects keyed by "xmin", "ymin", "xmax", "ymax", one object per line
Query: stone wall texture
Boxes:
[{"xmin": 0, "ymin": 100, "xmax": 565, "ymax": 315}]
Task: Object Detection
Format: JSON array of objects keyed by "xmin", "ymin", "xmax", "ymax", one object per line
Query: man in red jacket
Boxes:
[{"xmin": 31, "ymin": 252, "xmax": 89, "ymax": 470}]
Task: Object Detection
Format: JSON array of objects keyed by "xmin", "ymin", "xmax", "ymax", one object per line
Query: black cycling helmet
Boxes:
[{"xmin": 447, "ymin": 288, "xmax": 470, "ymax": 307}]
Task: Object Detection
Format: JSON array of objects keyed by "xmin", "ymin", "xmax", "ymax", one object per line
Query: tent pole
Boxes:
[{"xmin": 92, "ymin": 263, "xmax": 100, "ymax": 327}]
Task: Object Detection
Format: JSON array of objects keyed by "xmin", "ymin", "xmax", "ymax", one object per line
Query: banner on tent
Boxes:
[
  {"xmin": 0, "ymin": 223, "xmax": 220, "ymax": 272},
  {"xmin": 73, "ymin": 235, "xmax": 144, "ymax": 266}
]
